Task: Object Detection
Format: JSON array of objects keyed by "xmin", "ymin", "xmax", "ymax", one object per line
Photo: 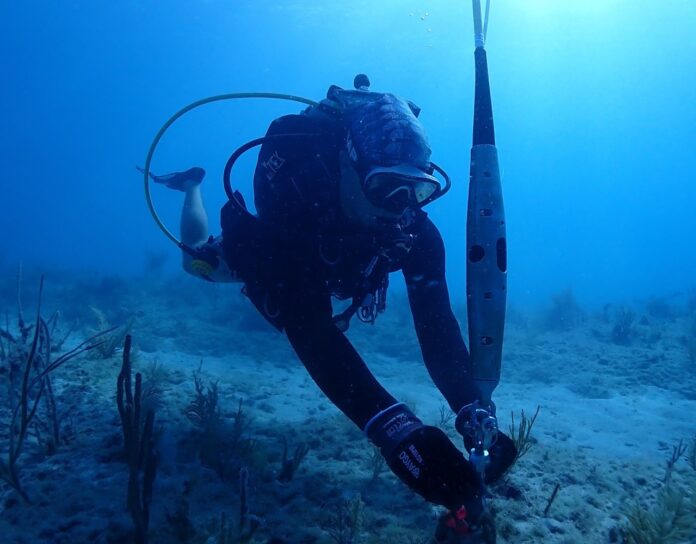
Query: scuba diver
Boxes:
[{"xmin": 148, "ymin": 74, "xmax": 516, "ymax": 543}]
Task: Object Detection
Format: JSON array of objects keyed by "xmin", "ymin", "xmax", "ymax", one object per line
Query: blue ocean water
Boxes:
[
  {"xmin": 2, "ymin": 0, "xmax": 694, "ymax": 308},
  {"xmin": 2, "ymin": 3, "xmax": 696, "ymax": 544}
]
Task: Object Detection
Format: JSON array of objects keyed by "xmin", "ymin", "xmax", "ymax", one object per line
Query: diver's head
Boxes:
[{"xmin": 339, "ymin": 92, "xmax": 439, "ymax": 224}]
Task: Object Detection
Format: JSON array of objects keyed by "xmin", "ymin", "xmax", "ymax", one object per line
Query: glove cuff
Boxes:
[{"xmin": 364, "ymin": 402, "xmax": 423, "ymax": 458}]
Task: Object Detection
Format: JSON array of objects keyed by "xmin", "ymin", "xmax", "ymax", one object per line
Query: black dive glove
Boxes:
[
  {"xmin": 456, "ymin": 403, "xmax": 517, "ymax": 485},
  {"xmin": 365, "ymin": 404, "xmax": 484, "ymax": 516}
]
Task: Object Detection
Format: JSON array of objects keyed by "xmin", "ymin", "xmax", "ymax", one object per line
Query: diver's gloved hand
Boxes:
[
  {"xmin": 456, "ymin": 403, "xmax": 517, "ymax": 484},
  {"xmin": 365, "ymin": 404, "xmax": 483, "ymax": 512}
]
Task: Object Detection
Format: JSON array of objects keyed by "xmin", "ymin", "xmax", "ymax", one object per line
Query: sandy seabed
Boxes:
[{"xmin": 1, "ymin": 273, "xmax": 695, "ymax": 543}]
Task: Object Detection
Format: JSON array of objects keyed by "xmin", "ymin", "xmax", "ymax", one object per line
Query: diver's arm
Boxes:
[
  {"xmin": 402, "ymin": 215, "xmax": 480, "ymax": 412},
  {"xmin": 404, "ymin": 216, "xmax": 518, "ymax": 484},
  {"xmin": 278, "ymin": 276, "xmax": 397, "ymax": 427},
  {"xmin": 279, "ymin": 273, "xmax": 485, "ymax": 514}
]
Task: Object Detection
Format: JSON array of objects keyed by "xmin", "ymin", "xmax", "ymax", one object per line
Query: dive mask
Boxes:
[{"xmin": 363, "ymin": 165, "xmax": 439, "ymax": 213}]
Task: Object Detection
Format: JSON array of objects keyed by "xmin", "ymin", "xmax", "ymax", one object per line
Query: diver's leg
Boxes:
[
  {"xmin": 279, "ymin": 274, "xmax": 396, "ymax": 427},
  {"xmin": 180, "ymin": 185, "xmax": 209, "ymax": 248},
  {"xmin": 147, "ymin": 166, "xmax": 209, "ymax": 249}
]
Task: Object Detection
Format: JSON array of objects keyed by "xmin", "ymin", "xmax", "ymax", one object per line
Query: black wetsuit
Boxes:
[{"xmin": 220, "ymin": 106, "xmax": 485, "ymax": 512}]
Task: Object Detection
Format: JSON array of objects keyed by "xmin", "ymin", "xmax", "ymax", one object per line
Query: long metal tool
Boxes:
[{"xmin": 467, "ymin": 0, "xmax": 507, "ymax": 407}]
